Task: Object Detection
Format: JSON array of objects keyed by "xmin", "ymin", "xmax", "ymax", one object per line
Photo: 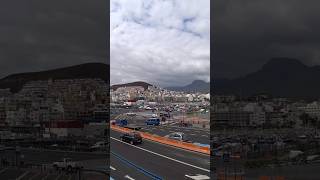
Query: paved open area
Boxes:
[{"xmin": 110, "ymin": 130, "xmax": 210, "ymax": 180}]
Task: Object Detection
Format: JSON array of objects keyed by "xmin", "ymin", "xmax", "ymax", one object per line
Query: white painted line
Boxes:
[
  {"xmin": 124, "ymin": 175, "xmax": 135, "ymax": 180},
  {"xmin": 16, "ymin": 171, "xmax": 30, "ymax": 180},
  {"xmin": 110, "ymin": 166, "xmax": 116, "ymax": 170},
  {"xmin": 112, "ymin": 130, "xmax": 209, "ymax": 156},
  {"xmin": 185, "ymin": 174, "xmax": 210, "ymax": 180},
  {"xmin": 111, "ymin": 137, "xmax": 210, "ymax": 172},
  {"xmin": 201, "ymin": 135, "xmax": 208, "ymax": 137}
]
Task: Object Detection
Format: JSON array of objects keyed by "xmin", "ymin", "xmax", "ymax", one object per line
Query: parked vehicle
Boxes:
[
  {"xmin": 145, "ymin": 118, "xmax": 160, "ymax": 126},
  {"xmin": 114, "ymin": 119, "xmax": 128, "ymax": 127},
  {"xmin": 90, "ymin": 141, "xmax": 107, "ymax": 151},
  {"xmin": 126, "ymin": 112, "xmax": 136, "ymax": 116},
  {"xmin": 125, "ymin": 124, "xmax": 142, "ymax": 131},
  {"xmin": 120, "ymin": 132, "xmax": 142, "ymax": 145},
  {"xmin": 52, "ymin": 158, "xmax": 83, "ymax": 171}
]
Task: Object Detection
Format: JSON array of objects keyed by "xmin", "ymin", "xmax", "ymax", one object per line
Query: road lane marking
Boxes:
[
  {"xmin": 111, "ymin": 151, "xmax": 163, "ymax": 180},
  {"xmin": 125, "ymin": 175, "xmax": 135, "ymax": 180},
  {"xmin": 112, "ymin": 130, "xmax": 210, "ymax": 156},
  {"xmin": 111, "ymin": 137, "xmax": 210, "ymax": 172},
  {"xmin": 185, "ymin": 174, "xmax": 210, "ymax": 179},
  {"xmin": 110, "ymin": 166, "xmax": 116, "ymax": 170},
  {"xmin": 16, "ymin": 171, "xmax": 30, "ymax": 180}
]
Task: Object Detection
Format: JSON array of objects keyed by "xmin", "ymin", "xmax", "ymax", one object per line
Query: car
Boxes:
[
  {"xmin": 165, "ymin": 132, "xmax": 189, "ymax": 142},
  {"xmin": 125, "ymin": 124, "xmax": 142, "ymax": 131},
  {"xmin": 90, "ymin": 141, "xmax": 107, "ymax": 151},
  {"xmin": 115, "ymin": 119, "xmax": 128, "ymax": 127},
  {"xmin": 145, "ymin": 118, "xmax": 160, "ymax": 126},
  {"xmin": 120, "ymin": 132, "xmax": 143, "ymax": 145},
  {"xmin": 52, "ymin": 158, "xmax": 83, "ymax": 171},
  {"xmin": 126, "ymin": 112, "xmax": 136, "ymax": 116}
]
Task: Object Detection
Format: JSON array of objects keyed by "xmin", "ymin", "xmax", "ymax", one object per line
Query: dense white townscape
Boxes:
[
  {"xmin": 111, "ymin": 85, "xmax": 210, "ymax": 104},
  {"xmin": 212, "ymin": 94, "xmax": 320, "ymax": 128},
  {"xmin": 211, "ymin": 94, "xmax": 320, "ymax": 177},
  {"xmin": 0, "ymin": 78, "xmax": 109, "ymax": 139}
]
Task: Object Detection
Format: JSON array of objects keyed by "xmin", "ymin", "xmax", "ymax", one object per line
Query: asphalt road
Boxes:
[
  {"xmin": 0, "ymin": 167, "xmax": 106, "ymax": 180},
  {"xmin": 110, "ymin": 152, "xmax": 152, "ymax": 180},
  {"xmin": 0, "ymin": 148, "xmax": 106, "ymax": 166},
  {"xmin": 110, "ymin": 130, "xmax": 210, "ymax": 180},
  {"xmin": 114, "ymin": 110, "xmax": 210, "ymax": 145},
  {"xmin": 0, "ymin": 148, "xmax": 108, "ymax": 179},
  {"xmin": 139, "ymin": 124, "xmax": 210, "ymax": 145}
]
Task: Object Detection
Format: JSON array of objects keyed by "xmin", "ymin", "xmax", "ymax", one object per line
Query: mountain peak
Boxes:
[
  {"xmin": 191, "ymin": 80, "xmax": 206, "ymax": 85},
  {"xmin": 0, "ymin": 63, "xmax": 109, "ymax": 93},
  {"xmin": 166, "ymin": 80, "xmax": 209, "ymax": 93},
  {"xmin": 213, "ymin": 57, "xmax": 320, "ymax": 99}
]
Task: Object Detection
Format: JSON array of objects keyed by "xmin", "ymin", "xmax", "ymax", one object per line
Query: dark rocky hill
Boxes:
[
  {"xmin": 213, "ymin": 57, "xmax": 320, "ymax": 99},
  {"xmin": 0, "ymin": 63, "xmax": 109, "ymax": 93}
]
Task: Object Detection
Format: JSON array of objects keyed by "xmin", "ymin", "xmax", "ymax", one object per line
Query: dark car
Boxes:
[
  {"xmin": 145, "ymin": 118, "xmax": 160, "ymax": 126},
  {"xmin": 120, "ymin": 132, "xmax": 143, "ymax": 145}
]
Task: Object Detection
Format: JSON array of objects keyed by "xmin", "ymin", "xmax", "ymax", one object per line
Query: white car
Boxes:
[
  {"xmin": 126, "ymin": 112, "xmax": 136, "ymax": 116},
  {"xmin": 165, "ymin": 132, "xmax": 189, "ymax": 142},
  {"xmin": 90, "ymin": 141, "xmax": 107, "ymax": 151}
]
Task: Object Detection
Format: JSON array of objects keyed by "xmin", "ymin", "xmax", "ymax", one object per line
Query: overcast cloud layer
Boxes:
[
  {"xmin": 214, "ymin": 0, "xmax": 320, "ymax": 79},
  {"xmin": 0, "ymin": 0, "xmax": 107, "ymax": 78},
  {"xmin": 110, "ymin": 0, "xmax": 210, "ymax": 87}
]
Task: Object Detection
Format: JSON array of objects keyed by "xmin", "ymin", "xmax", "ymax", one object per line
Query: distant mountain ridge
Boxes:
[
  {"xmin": 213, "ymin": 57, "xmax": 320, "ymax": 99},
  {"xmin": 111, "ymin": 81, "xmax": 152, "ymax": 91},
  {"xmin": 0, "ymin": 63, "xmax": 109, "ymax": 93},
  {"xmin": 166, "ymin": 80, "xmax": 210, "ymax": 93}
]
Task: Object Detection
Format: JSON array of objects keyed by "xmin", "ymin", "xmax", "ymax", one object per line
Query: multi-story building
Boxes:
[{"xmin": 212, "ymin": 111, "xmax": 251, "ymax": 127}]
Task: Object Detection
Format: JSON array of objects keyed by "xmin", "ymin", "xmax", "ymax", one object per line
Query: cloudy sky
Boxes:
[
  {"xmin": 0, "ymin": 0, "xmax": 107, "ymax": 78},
  {"xmin": 110, "ymin": 0, "xmax": 210, "ymax": 87},
  {"xmin": 214, "ymin": 0, "xmax": 320, "ymax": 79}
]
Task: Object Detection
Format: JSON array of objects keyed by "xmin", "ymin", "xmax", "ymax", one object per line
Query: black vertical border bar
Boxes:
[
  {"xmin": 106, "ymin": 0, "xmax": 110, "ymax": 178},
  {"xmin": 210, "ymin": 0, "xmax": 214, "ymax": 179}
]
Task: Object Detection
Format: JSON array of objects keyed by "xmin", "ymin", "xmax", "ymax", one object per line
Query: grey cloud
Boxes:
[
  {"xmin": 0, "ymin": 0, "xmax": 108, "ymax": 78},
  {"xmin": 111, "ymin": 0, "xmax": 210, "ymax": 87},
  {"xmin": 213, "ymin": 0, "xmax": 320, "ymax": 79}
]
